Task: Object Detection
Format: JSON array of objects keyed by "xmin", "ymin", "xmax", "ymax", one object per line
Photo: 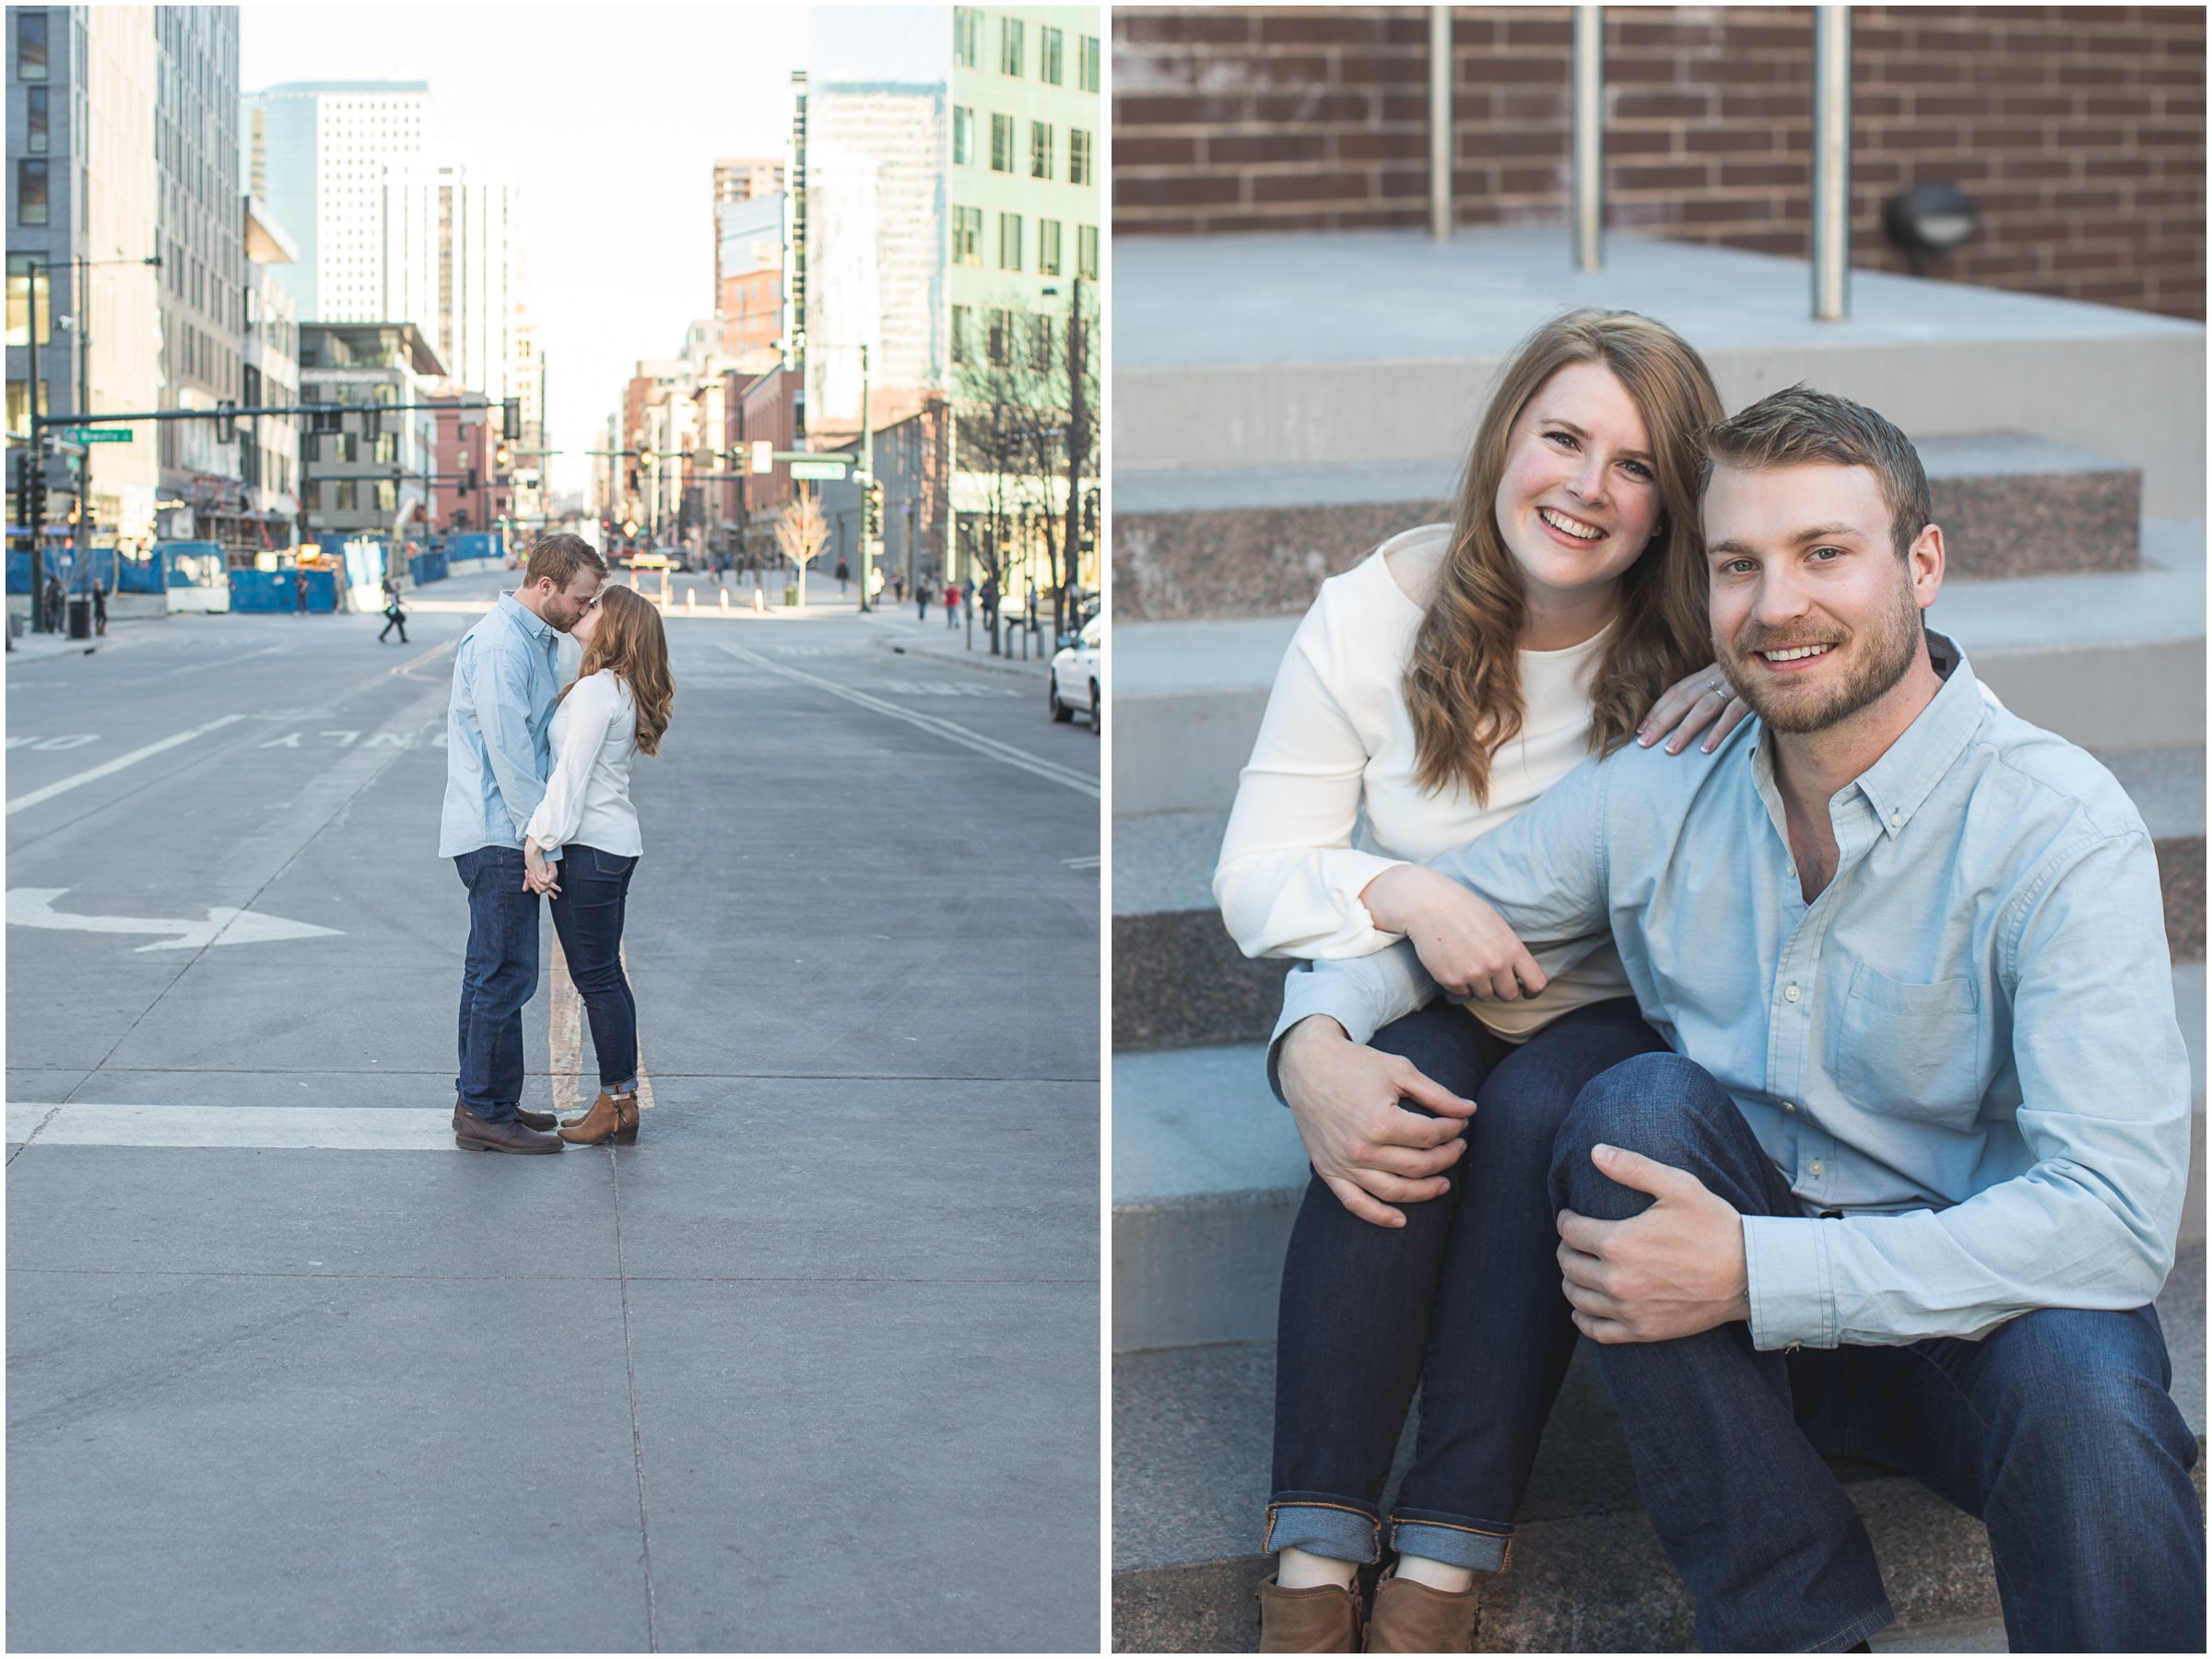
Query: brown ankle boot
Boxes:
[
  {"xmin": 1257, "ymin": 1574, "xmax": 1362, "ymax": 1653},
  {"xmin": 1363, "ymin": 1569, "xmax": 1477, "ymax": 1653},
  {"xmin": 559, "ymin": 1089, "xmax": 639, "ymax": 1145}
]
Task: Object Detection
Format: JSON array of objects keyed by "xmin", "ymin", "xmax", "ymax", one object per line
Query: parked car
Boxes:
[{"xmin": 1049, "ymin": 611, "xmax": 1102, "ymax": 735}]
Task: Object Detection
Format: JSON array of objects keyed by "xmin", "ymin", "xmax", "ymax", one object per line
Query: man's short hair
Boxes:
[
  {"xmin": 524, "ymin": 534, "xmax": 607, "ymax": 592},
  {"xmin": 1704, "ymin": 385, "xmax": 1932, "ymax": 559}
]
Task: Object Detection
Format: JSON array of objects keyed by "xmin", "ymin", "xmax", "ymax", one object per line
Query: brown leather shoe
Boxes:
[
  {"xmin": 1363, "ymin": 1570, "xmax": 1477, "ymax": 1653},
  {"xmin": 1257, "ymin": 1574, "xmax": 1361, "ymax": 1653},
  {"xmin": 559, "ymin": 1089, "xmax": 640, "ymax": 1146},
  {"xmin": 456, "ymin": 1093, "xmax": 555, "ymax": 1133},
  {"xmin": 453, "ymin": 1103, "xmax": 564, "ymax": 1154}
]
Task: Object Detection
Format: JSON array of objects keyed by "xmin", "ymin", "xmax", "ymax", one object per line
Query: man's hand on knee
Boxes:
[
  {"xmin": 1278, "ymin": 1015, "xmax": 1477, "ymax": 1230},
  {"xmin": 1556, "ymin": 1144, "xmax": 1751, "ymax": 1342}
]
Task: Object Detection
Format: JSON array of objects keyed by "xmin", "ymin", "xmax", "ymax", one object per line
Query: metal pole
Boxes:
[
  {"xmin": 1811, "ymin": 6, "xmax": 1852, "ymax": 322},
  {"xmin": 1572, "ymin": 7, "xmax": 1604, "ymax": 271},
  {"xmin": 27, "ymin": 261, "xmax": 47, "ymax": 629},
  {"xmin": 858, "ymin": 343, "xmax": 871, "ymax": 611},
  {"xmin": 1429, "ymin": 6, "xmax": 1453, "ymax": 241}
]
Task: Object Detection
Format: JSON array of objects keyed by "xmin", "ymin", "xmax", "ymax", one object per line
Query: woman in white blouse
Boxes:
[
  {"xmin": 1222, "ymin": 311, "xmax": 1747, "ymax": 1651},
  {"xmin": 522, "ymin": 583, "xmax": 674, "ymax": 1147}
]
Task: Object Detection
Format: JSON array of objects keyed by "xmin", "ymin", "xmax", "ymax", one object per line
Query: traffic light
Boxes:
[
  {"xmin": 495, "ymin": 444, "xmax": 512, "ymax": 470},
  {"xmin": 362, "ymin": 406, "xmax": 381, "ymax": 441},
  {"xmin": 501, "ymin": 398, "xmax": 521, "ymax": 441},
  {"xmin": 460, "ymin": 468, "xmax": 476, "ymax": 497},
  {"xmin": 627, "ymin": 469, "xmax": 639, "ymax": 493},
  {"xmin": 216, "ymin": 401, "xmax": 237, "ymax": 443},
  {"xmin": 866, "ymin": 479, "xmax": 884, "ymax": 538}
]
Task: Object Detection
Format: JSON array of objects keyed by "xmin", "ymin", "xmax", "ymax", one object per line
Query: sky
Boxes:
[{"xmin": 241, "ymin": 4, "xmax": 812, "ymax": 498}]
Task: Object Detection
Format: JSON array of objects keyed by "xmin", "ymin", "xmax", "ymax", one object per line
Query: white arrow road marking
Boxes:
[
  {"xmin": 7, "ymin": 888, "xmax": 344, "ymax": 951},
  {"xmin": 260, "ymin": 732, "xmax": 303, "ymax": 748},
  {"xmin": 8, "ymin": 1103, "xmax": 452, "ymax": 1150},
  {"xmin": 720, "ymin": 642, "xmax": 1100, "ymax": 798},
  {"xmin": 6, "ymin": 713, "xmax": 245, "ymax": 814}
]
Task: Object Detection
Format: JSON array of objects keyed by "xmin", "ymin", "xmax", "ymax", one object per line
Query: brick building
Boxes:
[{"xmin": 1112, "ymin": 6, "xmax": 2206, "ymax": 319}]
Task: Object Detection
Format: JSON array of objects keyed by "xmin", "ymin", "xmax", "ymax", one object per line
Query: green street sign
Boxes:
[
  {"xmin": 63, "ymin": 428, "xmax": 133, "ymax": 442},
  {"xmin": 787, "ymin": 460, "xmax": 847, "ymax": 481}
]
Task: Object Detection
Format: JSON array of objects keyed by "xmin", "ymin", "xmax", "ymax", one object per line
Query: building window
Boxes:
[
  {"xmin": 998, "ymin": 212, "xmax": 1022, "ymax": 272},
  {"xmin": 26, "ymin": 86, "xmax": 46, "ymax": 151},
  {"xmin": 329, "ymin": 478, "xmax": 357, "ymax": 512},
  {"xmin": 17, "ymin": 11, "xmax": 46, "ymax": 79},
  {"xmin": 953, "ymin": 6, "xmax": 982, "ymax": 68},
  {"xmin": 1038, "ymin": 219, "xmax": 1063, "ymax": 276},
  {"xmin": 1041, "ymin": 26, "xmax": 1064, "ymax": 85},
  {"xmin": 1069, "ymin": 128, "xmax": 1093, "ymax": 188},
  {"xmin": 952, "ymin": 205, "xmax": 982, "ymax": 266},
  {"xmin": 1079, "ymin": 34, "xmax": 1100, "ymax": 94},
  {"xmin": 989, "ymin": 112, "xmax": 1013, "ymax": 173},
  {"xmin": 987, "ymin": 308, "xmax": 1011, "ymax": 366},
  {"xmin": 951, "ymin": 304, "xmax": 971, "ymax": 364},
  {"xmin": 375, "ymin": 479, "xmax": 396, "ymax": 513},
  {"xmin": 952, "ymin": 106, "xmax": 975, "ymax": 166},
  {"xmin": 18, "ymin": 159, "xmax": 48, "ymax": 225},
  {"xmin": 1077, "ymin": 224, "xmax": 1099, "ymax": 281},
  {"xmin": 1030, "ymin": 122, "xmax": 1053, "ymax": 181},
  {"xmin": 1030, "ymin": 314, "xmax": 1053, "ymax": 372},
  {"xmin": 6, "ymin": 256, "xmax": 50, "ymax": 345},
  {"xmin": 1000, "ymin": 16, "xmax": 1023, "ymax": 76}
]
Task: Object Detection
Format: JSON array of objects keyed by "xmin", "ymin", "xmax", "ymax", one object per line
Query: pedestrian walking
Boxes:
[
  {"xmin": 915, "ymin": 578, "xmax": 930, "ymax": 622},
  {"xmin": 293, "ymin": 568, "xmax": 309, "ymax": 616},
  {"xmin": 522, "ymin": 583, "xmax": 673, "ymax": 1147},
  {"xmin": 91, "ymin": 580, "xmax": 107, "ymax": 638},
  {"xmin": 43, "ymin": 574, "xmax": 63, "ymax": 633},
  {"xmin": 945, "ymin": 581, "xmax": 959, "ymax": 629},
  {"xmin": 441, "ymin": 533, "xmax": 608, "ymax": 1154},
  {"xmin": 836, "ymin": 558, "xmax": 851, "ymax": 597},
  {"xmin": 378, "ymin": 577, "xmax": 409, "ymax": 644},
  {"xmin": 961, "ymin": 577, "xmax": 975, "ymax": 626}
]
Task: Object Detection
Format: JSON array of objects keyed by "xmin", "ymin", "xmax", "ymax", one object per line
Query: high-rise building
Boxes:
[
  {"xmin": 717, "ymin": 190, "xmax": 786, "ymax": 367},
  {"xmin": 241, "ymin": 81, "xmax": 430, "ymax": 325},
  {"xmin": 382, "ymin": 159, "xmax": 516, "ymax": 403},
  {"xmin": 712, "ymin": 156, "xmax": 782, "ymax": 299}
]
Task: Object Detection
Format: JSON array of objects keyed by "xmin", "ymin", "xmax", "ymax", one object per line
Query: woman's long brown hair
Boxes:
[
  {"xmin": 560, "ymin": 583, "xmax": 674, "ymax": 756},
  {"xmin": 1406, "ymin": 309, "xmax": 1723, "ymax": 806}
]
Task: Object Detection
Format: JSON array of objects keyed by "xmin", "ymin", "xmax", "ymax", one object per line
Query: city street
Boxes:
[{"xmin": 6, "ymin": 568, "xmax": 1100, "ymax": 1653}]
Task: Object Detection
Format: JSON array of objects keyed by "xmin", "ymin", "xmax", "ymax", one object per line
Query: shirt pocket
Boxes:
[{"xmin": 1828, "ymin": 963, "xmax": 1983, "ymax": 1124}]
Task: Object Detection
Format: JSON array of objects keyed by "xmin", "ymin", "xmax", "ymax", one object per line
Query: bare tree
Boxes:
[{"xmin": 773, "ymin": 490, "xmax": 830, "ymax": 613}]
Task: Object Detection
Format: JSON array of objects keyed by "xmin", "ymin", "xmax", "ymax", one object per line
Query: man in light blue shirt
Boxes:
[
  {"xmin": 1275, "ymin": 389, "xmax": 2200, "ymax": 1651},
  {"xmin": 440, "ymin": 534, "xmax": 606, "ymax": 1153}
]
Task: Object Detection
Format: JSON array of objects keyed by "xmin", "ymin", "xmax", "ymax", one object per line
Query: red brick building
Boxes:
[{"xmin": 1113, "ymin": 6, "xmax": 2206, "ymax": 319}]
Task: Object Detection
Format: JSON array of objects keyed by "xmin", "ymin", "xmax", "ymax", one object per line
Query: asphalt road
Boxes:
[{"xmin": 6, "ymin": 571, "xmax": 1100, "ymax": 1653}]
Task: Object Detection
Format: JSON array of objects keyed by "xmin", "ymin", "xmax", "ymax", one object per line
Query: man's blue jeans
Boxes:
[
  {"xmin": 453, "ymin": 844, "xmax": 538, "ymax": 1123},
  {"xmin": 546, "ymin": 844, "xmax": 639, "ymax": 1093},
  {"xmin": 1550, "ymin": 1053, "xmax": 2205, "ymax": 1653},
  {"xmin": 1269, "ymin": 996, "xmax": 1670, "ymax": 1571}
]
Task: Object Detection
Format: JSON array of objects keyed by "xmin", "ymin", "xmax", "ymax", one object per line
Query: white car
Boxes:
[{"xmin": 1049, "ymin": 612, "xmax": 1102, "ymax": 735}]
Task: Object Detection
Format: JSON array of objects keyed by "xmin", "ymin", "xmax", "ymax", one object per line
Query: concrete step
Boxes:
[
  {"xmin": 1112, "ymin": 523, "xmax": 2205, "ymax": 818},
  {"xmin": 1112, "ymin": 228, "xmax": 2204, "ymax": 520},
  {"xmin": 1116, "ymin": 435, "xmax": 2142, "ymax": 624},
  {"xmin": 1110, "ymin": 1243, "xmax": 2206, "ymax": 1653},
  {"xmin": 1111, "ymin": 955, "xmax": 2206, "ymax": 1356}
]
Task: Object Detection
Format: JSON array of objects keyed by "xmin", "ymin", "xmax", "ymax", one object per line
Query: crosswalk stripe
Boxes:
[{"xmin": 7, "ymin": 1103, "xmax": 455, "ymax": 1150}]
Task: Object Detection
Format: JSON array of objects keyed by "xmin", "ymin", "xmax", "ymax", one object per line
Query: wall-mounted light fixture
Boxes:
[{"xmin": 1885, "ymin": 181, "xmax": 1980, "ymax": 276}]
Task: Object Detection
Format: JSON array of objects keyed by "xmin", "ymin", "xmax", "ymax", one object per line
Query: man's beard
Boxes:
[{"xmin": 1718, "ymin": 572, "xmax": 1922, "ymax": 735}]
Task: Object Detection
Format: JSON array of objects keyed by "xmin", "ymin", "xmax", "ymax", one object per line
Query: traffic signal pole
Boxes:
[{"xmin": 858, "ymin": 345, "xmax": 872, "ymax": 612}]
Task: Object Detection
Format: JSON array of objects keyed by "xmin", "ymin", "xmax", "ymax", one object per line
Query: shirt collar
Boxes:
[
  {"xmin": 1748, "ymin": 628, "xmax": 1987, "ymax": 840},
  {"xmin": 498, "ymin": 591, "xmax": 556, "ymax": 646}
]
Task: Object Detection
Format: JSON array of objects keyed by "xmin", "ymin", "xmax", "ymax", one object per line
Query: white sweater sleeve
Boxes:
[
  {"xmin": 1213, "ymin": 576, "xmax": 1407, "ymax": 959},
  {"xmin": 524, "ymin": 674, "xmax": 615, "ymax": 855}
]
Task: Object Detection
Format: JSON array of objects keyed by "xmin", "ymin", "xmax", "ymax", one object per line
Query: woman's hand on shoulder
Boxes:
[
  {"xmin": 1359, "ymin": 864, "xmax": 1546, "ymax": 1004},
  {"xmin": 1639, "ymin": 663, "xmax": 1750, "ymax": 756},
  {"xmin": 1277, "ymin": 1016, "xmax": 1476, "ymax": 1228}
]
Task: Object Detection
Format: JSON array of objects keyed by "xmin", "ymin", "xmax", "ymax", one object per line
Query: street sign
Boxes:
[
  {"xmin": 750, "ymin": 440, "xmax": 773, "ymax": 474},
  {"xmin": 63, "ymin": 428, "xmax": 132, "ymax": 443},
  {"xmin": 788, "ymin": 461, "xmax": 847, "ymax": 481}
]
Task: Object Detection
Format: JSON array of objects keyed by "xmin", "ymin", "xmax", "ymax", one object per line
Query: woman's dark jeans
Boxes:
[
  {"xmin": 547, "ymin": 844, "xmax": 640, "ymax": 1092},
  {"xmin": 1268, "ymin": 994, "xmax": 1669, "ymax": 1571}
]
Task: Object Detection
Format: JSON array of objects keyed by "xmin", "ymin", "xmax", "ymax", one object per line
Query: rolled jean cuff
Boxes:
[
  {"xmin": 1265, "ymin": 1499, "xmax": 1380, "ymax": 1565},
  {"xmin": 1389, "ymin": 1514, "xmax": 1512, "ymax": 1574}
]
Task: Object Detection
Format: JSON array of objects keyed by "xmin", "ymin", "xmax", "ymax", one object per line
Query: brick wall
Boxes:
[{"xmin": 1113, "ymin": 6, "xmax": 2206, "ymax": 319}]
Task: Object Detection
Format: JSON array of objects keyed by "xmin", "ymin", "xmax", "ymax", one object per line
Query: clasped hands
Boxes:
[{"xmin": 522, "ymin": 838, "xmax": 561, "ymax": 897}]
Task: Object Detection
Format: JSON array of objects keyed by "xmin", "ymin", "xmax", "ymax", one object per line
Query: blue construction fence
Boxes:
[
  {"xmin": 230, "ymin": 567, "xmax": 339, "ymax": 613},
  {"xmin": 7, "ymin": 545, "xmax": 166, "ymax": 594}
]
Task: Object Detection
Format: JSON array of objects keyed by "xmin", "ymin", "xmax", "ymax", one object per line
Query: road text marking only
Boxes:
[
  {"xmin": 719, "ymin": 642, "xmax": 1099, "ymax": 798},
  {"xmin": 6, "ymin": 713, "xmax": 246, "ymax": 815}
]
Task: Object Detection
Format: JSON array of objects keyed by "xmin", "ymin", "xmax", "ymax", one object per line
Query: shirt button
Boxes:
[
  {"xmin": 1808, "ymin": 1159, "xmax": 1826, "ymax": 1178},
  {"xmin": 1784, "ymin": 982, "xmax": 1800, "ymax": 1003},
  {"xmin": 1889, "ymin": 808, "xmax": 1903, "ymax": 828}
]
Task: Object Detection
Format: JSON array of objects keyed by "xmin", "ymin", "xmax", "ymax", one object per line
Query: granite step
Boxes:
[
  {"xmin": 1112, "ymin": 523, "xmax": 2205, "ymax": 819},
  {"xmin": 1111, "ymin": 956, "xmax": 2206, "ymax": 1357},
  {"xmin": 1113, "ymin": 228, "xmax": 2204, "ymax": 520},
  {"xmin": 1110, "ymin": 1243, "xmax": 2206, "ymax": 1653},
  {"xmin": 1115, "ymin": 435, "xmax": 2141, "ymax": 625}
]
